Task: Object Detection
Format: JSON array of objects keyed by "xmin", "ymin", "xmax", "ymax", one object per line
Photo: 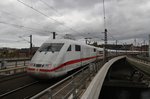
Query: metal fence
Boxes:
[
  {"xmin": 0, "ymin": 66, "xmax": 27, "ymax": 75},
  {"xmin": 30, "ymin": 61, "xmax": 104, "ymax": 99},
  {"xmin": 0, "ymin": 58, "xmax": 30, "ymax": 69},
  {"xmin": 0, "ymin": 58, "xmax": 30, "ymax": 75}
]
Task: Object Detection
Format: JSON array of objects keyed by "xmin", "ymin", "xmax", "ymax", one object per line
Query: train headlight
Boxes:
[
  {"xmin": 44, "ymin": 64, "xmax": 49, "ymax": 67},
  {"xmin": 47, "ymin": 64, "xmax": 51, "ymax": 67},
  {"xmin": 43, "ymin": 64, "xmax": 51, "ymax": 67},
  {"xmin": 29, "ymin": 63, "xmax": 34, "ymax": 67},
  {"xmin": 48, "ymin": 64, "xmax": 51, "ymax": 67}
]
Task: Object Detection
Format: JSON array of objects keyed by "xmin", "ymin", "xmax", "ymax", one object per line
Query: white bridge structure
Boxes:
[{"xmin": 81, "ymin": 56, "xmax": 125, "ymax": 99}]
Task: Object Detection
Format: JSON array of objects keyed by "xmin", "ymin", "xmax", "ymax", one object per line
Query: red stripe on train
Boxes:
[
  {"xmin": 27, "ymin": 68, "xmax": 36, "ymax": 71},
  {"xmin": 39, "ymin": 55, "xmax": 101, "ymax": 72}
]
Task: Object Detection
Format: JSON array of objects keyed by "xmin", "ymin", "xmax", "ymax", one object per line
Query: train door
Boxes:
[
  {"xmin": 75, "ymin": 45, "xmax": 82, "ymax": 67},
  {"xmin": 65, "ymin": 44, "xmax": 73, "ymax": 70}
]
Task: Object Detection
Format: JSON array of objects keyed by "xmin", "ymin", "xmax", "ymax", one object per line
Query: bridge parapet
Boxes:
[
  {"xmin": 127, "ymin": 56, "xmax": 150, "ymax": 76},
  {"xmin": 81, "ymin": 56, "xmax": 125, "ymax": 99},
  {"xmin": 0, "ymin": 66, "xmax": 27, "ymax": 75}
]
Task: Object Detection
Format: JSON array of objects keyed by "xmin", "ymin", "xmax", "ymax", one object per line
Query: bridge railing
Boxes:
[
  {"xmin": 0, "ymin": 66, "xmax": 27, "ymax": 75},
  {"xmin": 30, "ymin": 60, "xmax": 104, "ymax": 99},
  {"xmin": 81, "ymin": 56, "xmax": 125, "ymax": 99},
  {"xmin": 0, "ymin": 58, "xmax": 30, "ymax": 69}
]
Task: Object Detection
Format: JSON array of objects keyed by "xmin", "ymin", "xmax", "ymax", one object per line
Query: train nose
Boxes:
[{"xmin": 27, "ymin": 68, "xmax": 55, "ymax": 79}]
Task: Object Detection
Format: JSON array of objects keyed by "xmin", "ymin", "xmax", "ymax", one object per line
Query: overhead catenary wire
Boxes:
[
  {"xmin": 107, "ymin": 32, "xmax": 118, "ymax": 43},
  {"xmin": 0, "ymin": 21, "xmax": 51, "ymax": 33},
  {"xmin": 39, "ymin": 0, "xmax": 61, "ymax": 16},
  {"xmin": 17, "ymin": 0, "xmax": 83, "ymax": 35},
  {"xmin": 0, "ymin": 9, "xmax": 60, "ymax": 34},
  {"xmin": 17, "ymin": 0, "xmax": 105, "ymax": 41},
  {"xmin": 17, "ymin": 0, "xmax": 62, "ymax": 24},
  {"xmin": 102, "ymin": 0, "xmax": 121, "ymax": 45},
  {"xmin": 38, "ymin": 0, "xmax": 76, "ymax": 29},
  {"xmin": 18, "ymin": 36, "xmax": 30, "ymax": 43},
  {"xmin": 0, "ymin": 20, "xmax": 91, "ymax": 41},
  {"xmin": 18, "ymin": 35, "xmax": 36, "ymax": 47},
  {"xmin": 103, "ymin": 0, "xmax": 106, "ymax": 29},
  {"xmin": 38, "ymin": 0, "xmax": 86, "ymax": 36},
  {"xmin": 16, "ymin": 0, "xmax": 107, "ymax": 43}
]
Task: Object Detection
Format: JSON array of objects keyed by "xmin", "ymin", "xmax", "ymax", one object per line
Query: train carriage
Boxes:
[
  {"xmin": 27, "ymin": 39, "xmax": 103, "ymax": 79},
  {"xmin": 27, "ymin": 38, "xmax": 141, "ymax": 79}
]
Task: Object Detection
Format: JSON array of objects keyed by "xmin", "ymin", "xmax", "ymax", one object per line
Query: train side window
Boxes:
[
  {"xmin": 94, "ymin": 48, "xmax": 96, "ymax": 52},
  {"xmin": 67, "ymin": 45, "xmax": 71, "ymax": 51},
  {"xmin": 75, "ymin": 45, "xmax": 81, "ymax": 51}
]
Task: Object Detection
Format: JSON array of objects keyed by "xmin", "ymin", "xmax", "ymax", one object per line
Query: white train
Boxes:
[{"xmin": 27, "ymin": 38, "xmax": 139, "ymax": 79}]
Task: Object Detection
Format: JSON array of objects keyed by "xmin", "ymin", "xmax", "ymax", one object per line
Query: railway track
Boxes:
[
  {"xmin": 1, "ymin": 81, "xmax": 55, "ymax": 99},
  {"xmin": 0, "ymin": 81, "xmax": 39, "ymax": 98},
  {"xmin": 0, "ymin": 74, "xmax": 37, "ymax": 95},
  {"xmin": 0, "ymin": 70, "xmax": 78, "ymax": 99},
  {"xmin": 0, "ymin": 61, "xmax": 102, "ymax": 99},
  {"xmin": 0, "ymin": 76, "xmax": 70, "ymax": 99},
  {"xmin": 0, "ymin": 80, "xmax": 59, "ymax": 99},
  {"xmin": 0, "ymin": 72, "xmax": 27, "ymax": 83},
  {"xmin": 0, "ymin": 74, "xmax": 56, "ymax": 99}
]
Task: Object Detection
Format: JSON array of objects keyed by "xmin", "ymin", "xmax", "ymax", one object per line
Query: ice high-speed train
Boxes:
[{"xmin": 27, "ymin": 38, "xmax": 138, "ymax": 79}]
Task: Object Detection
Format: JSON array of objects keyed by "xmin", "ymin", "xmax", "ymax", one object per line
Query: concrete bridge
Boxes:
[{"xmin": 81, "ymin": 56, "xmax": 150, "ymax": 99}]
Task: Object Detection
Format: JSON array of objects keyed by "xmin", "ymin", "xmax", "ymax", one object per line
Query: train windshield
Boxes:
[{"xmin": 38, "ymin": 43, "xmax": 64, "ymax": 52}]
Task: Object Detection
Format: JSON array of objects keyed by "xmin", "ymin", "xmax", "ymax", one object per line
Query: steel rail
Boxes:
[
  {"xmin": 0, "ymin": 81, "xmax": 39, "ymax": 98},
  {"xmin": 30, "ymin": 65, "xmax": 88, "ymax": 99},
  {"xmin": 0, "ymin": 72, "xmax": 27, "ymax": 83}
]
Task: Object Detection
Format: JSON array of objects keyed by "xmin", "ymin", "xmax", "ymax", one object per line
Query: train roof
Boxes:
[{"xmin": 44, "ymin": 38, "xmax": 103, "ymax": 51}]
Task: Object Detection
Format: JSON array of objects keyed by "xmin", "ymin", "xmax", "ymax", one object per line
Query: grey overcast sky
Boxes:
[{"xmin": 0, "ymin": 0, "xmax": 150, "ymax": 48}]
